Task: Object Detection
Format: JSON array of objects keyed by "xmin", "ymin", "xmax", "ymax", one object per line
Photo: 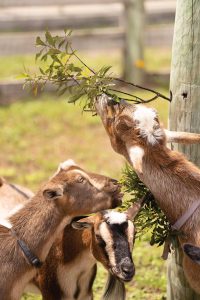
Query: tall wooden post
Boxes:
[
  {"xmin": 169, "ymin": 0, "xmax": 200, "ymax": 299},
  {"xmin": 123, "ymin": 0, "xmax": 145, "ymax": 84}
]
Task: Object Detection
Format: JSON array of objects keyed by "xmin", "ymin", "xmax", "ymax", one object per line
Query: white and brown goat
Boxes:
[
  {"xmin": 95, "ymin": 94, "xmax": 200, "ymax": 293},
  {"xmin": 0, "ymin": 160, "xmax": 122, "ymax": 300},
  {"xmin": 33, "ymin": 204, "xmax": 141, "ymax": 300}
]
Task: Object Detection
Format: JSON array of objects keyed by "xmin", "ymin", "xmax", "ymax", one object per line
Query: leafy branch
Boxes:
[
  {"xmin": 120, "ymin": 164, "xmax": 171, "ymax": 246},
  {"xmin": 23, "ymin": 30, "xmax": 171, "ymax": 112},
  {"xmin": 23, "ymin": 29, "xmax": 173, "ymax": 247}
]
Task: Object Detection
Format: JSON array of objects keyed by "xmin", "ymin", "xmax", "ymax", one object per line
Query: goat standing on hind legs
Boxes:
[
  {"xmin": 0, "ymin": 159, "xmax": 122, "ymax": 300},
  {"xmin": 95, "ymin": 94, "xmax": 200, "ymax": 294}
]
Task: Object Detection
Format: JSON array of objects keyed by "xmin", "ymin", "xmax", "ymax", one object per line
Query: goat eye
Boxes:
[
  {"xmin": 96, "ymin": 235, "xmax": 106, "ymax": 248},
  {"xmin": 77, "ymin": 176, "xmax": 85, "ymax": 183}
]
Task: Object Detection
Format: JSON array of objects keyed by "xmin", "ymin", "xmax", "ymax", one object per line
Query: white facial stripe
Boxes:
[
  {"xmin": 99, "ymin": 222, "xmax": 116, "ymax": 266},
  {"xmin": 105, "ymin": 211, "xmax": 127, "ymax": 225},
  {"xmin": 71, "ymin": 169, "xmax": 105, "ymax": 190},
  {"xmin": 127, "ymin": 145, "xmax": 144, "ymax": 174},
  {"xmin": 127, "ymin": 220, "xmax": 135, "ymax": 251},
  {"xmin": 133, "ymin": 105, "xmax": 163, "ymax": 145}
]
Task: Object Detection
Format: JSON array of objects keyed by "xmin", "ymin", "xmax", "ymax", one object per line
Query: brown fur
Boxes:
[
  {"xmin": 0, "ymin": 162, "xmax": 122, "ymax": 300},
  {"xmin": 95, "ymin": 98, "xmax": 200, "ymax": 294},
  {"xmin": 34, "ymin": 218, "xmax": 97, "ymax": 300},
  {"xmin": 33, "ymin": 211, "xmax": 135, "ymax": 300}
]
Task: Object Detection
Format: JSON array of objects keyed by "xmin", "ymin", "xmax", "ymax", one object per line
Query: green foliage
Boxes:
[
  {"xmin": 22, "ymin": 30, "xmax": 171, "ymax": 112},
  {"xmin": 23, "ymin": 29, "xmax": 115, "ymax": 111},
  {"xmin": 120, "ymin": 164, "xmax": 171, "ymax": 246}
]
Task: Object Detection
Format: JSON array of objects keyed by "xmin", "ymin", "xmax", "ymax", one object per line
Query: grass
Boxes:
[{"xmin": 0, "ymin": 48, "xmax": 170, "ymax": 299}]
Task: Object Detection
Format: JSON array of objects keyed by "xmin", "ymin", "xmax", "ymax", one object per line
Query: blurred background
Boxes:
[{"xmin": 0, "ymin": 1, "xmax": 175, "ymax": 299}]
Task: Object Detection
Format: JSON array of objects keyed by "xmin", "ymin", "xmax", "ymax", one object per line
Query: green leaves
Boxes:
[
  {"xmin": 36, "ymin": 36, "xmax": 46, "ymax": 47},
  {"xmin": 26, "ymin": 29, "xmax": 171, "ymax": 111},
  {"xmin": 25, "ymin": 29, "xmax": 116, "ymax": 111},
  {"xmin": 120, "ymin": 164, "xmax": 171, "ymax": 247}
]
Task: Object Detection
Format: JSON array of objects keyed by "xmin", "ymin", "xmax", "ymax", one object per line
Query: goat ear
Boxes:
[
  {"xmin": 183, "ymin": 243, "xmax": 200, "ymax": 264},
  {"xmin": 72, "ymin": 216, "xmax": 95, "ymax": 230},
  {"xmin": 43, "ymin": 186, "xmax": 64, "ymax": 201},
  {"xmin": 116, "ymin": 117, "xmax": 133, "ymax": 132}
]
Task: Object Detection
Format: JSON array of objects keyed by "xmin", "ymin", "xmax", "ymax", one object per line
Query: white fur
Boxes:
[
  {"xmin": 127, "ymin": 145, "xmax": 144, "ymax": 174},
  {"xmin": 59, "ymin": 159, "xmax": 77, "ymax": 170},
  {"xmin": 0, "ymin": 203, "xmax": 25, "ymax": 229},
  {"xmin": 8, "ymin": 203, "xmax": 24, "ymax": 217},
  {"xmin": 0, "ymin": 218, "xmax": 12, "ymax": 229},
  {"xmin": 105, "ymin": 211, "xmax": 127, "ymax": 225},
  {"xmin": 52, "ymin": 159, "xmax": 77, "ymax": 178},
  {"xmin": 133, "ymin": 105, "xmax": 163, "ymax": 145}
]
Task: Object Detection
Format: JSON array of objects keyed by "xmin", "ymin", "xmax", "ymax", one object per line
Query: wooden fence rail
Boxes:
[
  {"xmin": 0, "ymin": 0, "xmax": 175, "ymax": 101},
  {"xmin": 0, "ymin": 0, "xmax": 171, "ymax": 7}
]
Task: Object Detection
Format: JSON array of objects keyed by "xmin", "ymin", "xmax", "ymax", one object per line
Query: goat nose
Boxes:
[{"xmin": 120, "ymin": 259, "xmax": 135, "ymax": 280}]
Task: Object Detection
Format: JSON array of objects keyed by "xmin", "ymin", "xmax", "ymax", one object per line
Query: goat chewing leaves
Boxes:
[{"xmin": 120, "ymin": 164, "xmax": 171, "ymax": 247}]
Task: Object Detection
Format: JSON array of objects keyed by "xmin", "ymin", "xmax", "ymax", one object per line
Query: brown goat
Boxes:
[
  {"xmin": 0, "ymin": 160, "xmax": 122, "ymax": 300},
  {"xmin": 95, "ymin": 95, "xmax": 200, "ymax": 293}
]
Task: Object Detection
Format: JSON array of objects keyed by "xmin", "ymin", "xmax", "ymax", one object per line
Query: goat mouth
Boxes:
[
  {"xmin": 110, "ymin": 267, "xmax": 134, "ymax": 282},
  {"xmin": 95, "ymin": 94, "xmax": 109, "ymax": 116},
  {"xmin": 112, "ymin": 193, "xmax": 123, "ymax": 207}
]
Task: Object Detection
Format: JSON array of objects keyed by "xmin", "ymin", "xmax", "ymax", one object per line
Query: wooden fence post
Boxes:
[
  {"xmin": 169, "ymin": 0, "xmax": 200, "ymax": 299},
  {"xmin": 123, "ymin": 0, "xmax": 145, "ymax": 84}
]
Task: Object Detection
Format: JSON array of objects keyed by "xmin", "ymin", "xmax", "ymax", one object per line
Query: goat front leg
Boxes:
[{"xmin": 165, "ymin": 130, "xmax": 200, "ymax": 144}]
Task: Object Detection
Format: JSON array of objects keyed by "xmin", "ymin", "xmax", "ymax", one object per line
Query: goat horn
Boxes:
[
  {"xmin": 126, "ymin": 192, "xmax": 153, "ymax": 220},
  {"xmin": 165, "ymin": 130, "xmax": 200, "ymax": 144}
]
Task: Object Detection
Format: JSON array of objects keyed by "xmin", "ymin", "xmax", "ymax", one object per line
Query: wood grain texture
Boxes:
[
  {"xmin": 170, "ymin": 0, "xmax": 200, "ymax": 166},
  {"xmin": 169, "ymin": 1, "xmax": 200, "ymax": 298}
]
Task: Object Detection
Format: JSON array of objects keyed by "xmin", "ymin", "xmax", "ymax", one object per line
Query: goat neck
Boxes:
[{"xmin": 9, "ymin": 191, "xmax": 70, "ymax": 262}]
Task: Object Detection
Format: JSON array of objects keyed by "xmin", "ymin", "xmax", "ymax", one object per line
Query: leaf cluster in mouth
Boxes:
[
  {"xmin": 120, "ymin": 164, "xmax": 172, "ymax": 247},
  {"xmin": 22, "ymin": 30, "xmax": 171, "ymax": 114}
]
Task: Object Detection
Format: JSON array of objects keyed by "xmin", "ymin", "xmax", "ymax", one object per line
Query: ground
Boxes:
[{"xmin": 0, "ymin": 48, "xmax": 170, "ymax": 299}]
